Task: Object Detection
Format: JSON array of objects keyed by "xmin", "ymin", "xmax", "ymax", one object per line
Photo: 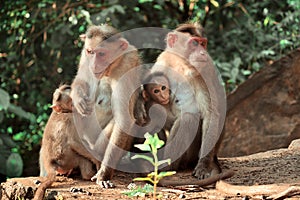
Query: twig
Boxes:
[
  {"xmin": 216, "ymin": 180, "xmax": 300, "ymax": 199},
  {"xmin": 267, "ymin": 186, "xmax": 300, "ymax": 200}
]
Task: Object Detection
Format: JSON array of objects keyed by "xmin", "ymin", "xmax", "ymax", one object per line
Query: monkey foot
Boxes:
[
  {"xmin": 99, "ymin": 180, "xmax": 115, "ymax": 188},
  {"xmin": 192, "ymin": 164, "xmax": 221, "ymax": 180},
  {"xmin": 91, "ymin": 173, "xmax": 115, "ymax": 188}
]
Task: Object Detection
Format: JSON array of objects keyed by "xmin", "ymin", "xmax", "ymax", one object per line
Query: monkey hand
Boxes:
[
  {"xmin": 193, "ymin": 159, "xmax": 221, "ymax": 180},
  {"xmin": 91, "ymin": 168, "xmax": 115, "ymax": 189},
  {"xmin": 73, "ymin": 95, "xmax": 94, "ymax": 116}
]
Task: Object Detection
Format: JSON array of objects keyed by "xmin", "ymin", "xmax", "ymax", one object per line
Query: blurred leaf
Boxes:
[
  {"xmin": 0, "ymin": 89, "xmax": 10, "ymax": 111},
  {"xmin": 280, "ymin": 39, "xmax": 293, "ymax": 48},
  {"xmin": 210, "ymin": 0, "xmax": 219, "ymax": 7},
  {"xmin": 6, "ymin": 153, "xmax": 23, "ymax": 177},
  {"xmin": 7, "ymin": 104, "xmax": 36, "ymax": 123},
  {"xmin": 0, "ymin": 134, "xmax": 17, "ymax": 148},
  {"xmin": 0, "ymin": 112, "xmax": 4, "ymax": 123}
]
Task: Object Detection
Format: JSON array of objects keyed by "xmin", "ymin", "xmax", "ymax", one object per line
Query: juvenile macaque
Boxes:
[
  {"xmin": 133, "ymin": 72, "xmax": 173, "ymax": 154},
  {"xmin": 35, "ymin": 85, "xmax": 100, "ymax": 200},
  {"xmin": 149, "ymin": 22, "xmax": 227, "ymax": 180},
  {"xmin": 135, "ymin": 72, "xmax": 174, "ymax": 128},
  {"xmin": 70, "ymin": 24, "xmax": 141, "ymax": 188}
]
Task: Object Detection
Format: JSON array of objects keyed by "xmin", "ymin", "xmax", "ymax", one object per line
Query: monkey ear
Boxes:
[
  {"xmin": 142, "ymin": 90, "xmax": 149, "ymax": 101},
  {"xmin": 80, "ymin": 34, "xmax": 86, "ymax": 42},
  {"xmin": 119, "ymin": 38, "xmax": 129, "ymax": 50},
  {"xmin": 167, "ymin": 33, "xmax": 178, "ymax": 48},
  {"xmin": 51, "ymin": 104, "xmax": 62, "ymax": 113}
]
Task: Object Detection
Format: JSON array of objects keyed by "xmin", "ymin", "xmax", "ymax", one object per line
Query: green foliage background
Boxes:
[{"xmin": 0, "ymin": 0, "xmax": 299, "ymax": 177}]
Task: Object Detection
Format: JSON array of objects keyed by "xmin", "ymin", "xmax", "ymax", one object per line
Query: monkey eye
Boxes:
[
  {"xmin": 192, "ymin": 40, "xmax": 199, "ymax": 46},
  {"xmin": 161, "ymin": 86, "xmax": 167, "ymax": 90},
  {"xmin": 200, "ymin": 40, "xmax": 207, "ymax": 49},
  {"xmin": 154, "ymin": 89, "xmax": 160, "ymax": 94},
  {"xmin": 98, "ymin": 52, "xmax": 105, "ymax": 56},
  {"xmin": 190, "ymin": 37, "xmax": 208, "ymax": 49}
]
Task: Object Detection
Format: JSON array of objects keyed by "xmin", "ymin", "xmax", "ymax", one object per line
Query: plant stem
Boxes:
[{"xmin": 152, "ymin": 147, "xmax": 158, "ymax": 200}]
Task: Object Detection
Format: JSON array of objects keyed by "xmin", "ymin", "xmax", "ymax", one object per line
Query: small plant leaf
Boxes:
[
  {"xmin": 122, "ymin": 184, "xmax": 153, "ymax": 198},
  {"xmin": 131, "ymin": 154, "xmax": 154, "ymax": 164},
  {"xmin": 133, "ymin": 177, "xmax": 154, "ymax": 184},
  {"xmin": 134, "ymin": 143, "xmax": 151, "ymax": 152},
  {"xmin": 153, "ymin": 133, "xmax": 165, "ymax": 149},
  {"xmin": 147, "ymin": 171, "xmax": 155, "ymax": 178},
  {"xmin": 144, "ymin": 133, "xmax": 164, "ymax": 149},
  {"xmin": 157, "ymin": 171, "xmax": 176, "ymax": 179},
  {"xmin": 144, "ymin": 132, "xmax": 152, "ymax": 139},
  {"xmin": 157, "ymin": 158, "xmax": 171, "ymax": 167}
]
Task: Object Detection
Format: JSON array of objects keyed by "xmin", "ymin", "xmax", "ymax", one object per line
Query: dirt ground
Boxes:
[{"xmin": 1, "ymin": 139, "xmax": 300, "ymax": 200}]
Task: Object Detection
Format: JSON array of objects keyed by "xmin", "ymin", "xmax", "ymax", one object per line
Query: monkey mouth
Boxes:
[{"xmin": 160, "ymin": 100, "xmax": 169, "ymax": 105}]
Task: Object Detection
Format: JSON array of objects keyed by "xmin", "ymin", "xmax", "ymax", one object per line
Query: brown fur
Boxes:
[
  {"xmin": 35, "ymin": 85, "xmax": 100, "ymax": 200},
  {"xmin": 70, "ymin": 24, "xmax": 142, "ymax": 187},
  {"xmin": 150, "ymin": 22, "xmax": 226, "ymax": 180}
]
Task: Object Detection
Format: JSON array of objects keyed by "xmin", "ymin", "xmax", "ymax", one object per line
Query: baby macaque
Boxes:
[{"xmin": 138, "ymin": 72, "xmax": 173, "ymax": 127}]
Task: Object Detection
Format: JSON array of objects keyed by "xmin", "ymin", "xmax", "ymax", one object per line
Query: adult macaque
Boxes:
[
  {"xmin": 134, "ymin": 71, "xmax": 232, "ymax": 186},
  {"xmin": 70, "ymin": 24, "xmax": 141, "ymax": 188},
  {"xmin": 150, "ymin": 22, "xmax": 227, "ymax": 180},
  {"xmin": 35, "ymin": 85, "xmax": 100, "ymax": 200}
]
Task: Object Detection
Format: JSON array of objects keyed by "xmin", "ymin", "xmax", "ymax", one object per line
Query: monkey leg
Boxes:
[
  {"xmin": 163, "ymin": 112, "xmax": 200, "ymax": 170},
  {"xmin": 77, "ymin": 155, "xmax": 96, "ymax": 180},
  {"xmin": 193, "ymin": 149, "xmax": 221, "ymax": 179},
  {"xmin": 193, "ymin": 113, "xmax": 223, "ymax": 179},
  {"xmin": 39, "ymin": 148, "xmax": 47, "ymax": 177},
  {"xmin": 91, "ymin": 126, "xmax": 133, "ymax": 188},
  {"xmin": 70, "ymin": 142, "xmax": 101, "ymax": 170}
]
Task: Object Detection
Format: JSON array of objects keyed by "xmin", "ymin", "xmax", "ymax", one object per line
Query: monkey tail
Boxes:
[
  {"xmin": 33, "ymin": 173, "xmax": 56, "ymax": 200},
  {"xmin": 158, "ymin": 170, "xmax": 234, "ymax": 187}
]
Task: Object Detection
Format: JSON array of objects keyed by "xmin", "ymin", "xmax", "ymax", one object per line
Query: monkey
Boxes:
[
  {"xmin": 135, "ymin": 72, "xmax": 175, "ymax": 129},
  {"xmin": 34, "ymin": 84, "xmax": 101, "ymax": 200},
  {"xmin": 132, "ymin": 71, "xmax": 233, "ymax": 187},
  {"xmin": 70, "ymin": 24, "xmax": 142, "ymax": 188},
  {"xmin": 132, "ymin": 72, "xmax": 173, "ymax": 156},
  {"xmin": 148, "ymin": 22, "xmax": 227, "ymax": 180}
]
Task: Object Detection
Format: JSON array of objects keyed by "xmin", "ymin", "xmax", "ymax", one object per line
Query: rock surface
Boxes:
[{"xmin": 220, "ymin": 48, "xmax": 300, "ymax": 157}]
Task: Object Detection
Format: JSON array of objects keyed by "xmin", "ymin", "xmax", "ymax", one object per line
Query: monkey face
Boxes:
[
  {"xmin": 148, "ymin": 84, "xmax": 170, "ymax": 105},
  {"xmin": 85, "ymin": 38, "xmax": 129, "ymax": 79},
  {"xmin": 147, "ymin": 75, "xmax": 170, "ymax": 105},
  {"xmin": 186, "ymin": 35, "xmax": 209, "ymax": 65}
]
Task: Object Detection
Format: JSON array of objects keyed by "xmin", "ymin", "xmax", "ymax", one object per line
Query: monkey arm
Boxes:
[{"xmin": 71, "ymin": 77, "xmax": 94, "ymax": 116}]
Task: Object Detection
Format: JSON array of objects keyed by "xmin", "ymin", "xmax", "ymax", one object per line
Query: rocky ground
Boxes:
[{"xmin": 1, "ymin": 139, "xmax": 300, "ymax": 200}]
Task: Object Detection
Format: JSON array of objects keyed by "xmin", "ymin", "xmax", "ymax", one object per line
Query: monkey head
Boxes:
[
  {"xmin": 80, "ymin": 25, "xmax": 130, "ymax": 79},
  {"xmin": 51, "ymin": 85, "xmax": 72, "ymax": 113},
  {"xmin": 166, "ymin": 23, "xmax": 208, "ymax": 66},
  {"xmin": 142, "ymin": 73, "xmax": 170, "ymax": 105}
]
